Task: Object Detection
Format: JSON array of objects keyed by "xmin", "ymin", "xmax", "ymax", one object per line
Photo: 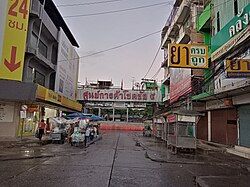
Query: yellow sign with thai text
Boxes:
[
  {"xmin": 36, "ymin": 85, "xmax": 82, "ymax": 111},
  {"xmin": 168, "ymin": 44, "xmax": 208, "ymax": 69},
  {"xmin": 0, "ymin": 0, "xmax": 31, "ymax": 81},
  {"xmin": 45, "ymin": 90, "xmax": 62, "ymax": 105},
  {"xmin": 226, "ymin": 59, "xmax": 250, "ymax": 72}
]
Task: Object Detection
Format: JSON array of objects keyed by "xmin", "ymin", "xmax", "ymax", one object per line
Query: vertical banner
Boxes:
[
  {"xmin": 55, "ymin": 28, "xmax": 79, "ymax": 100},
  {"xmin": 170, "ymin": 68, "xmax": 192, "ymax": 103},
  {"xmin": 0, "ymin": 0, "xmax": 31, "ymax": 81}
]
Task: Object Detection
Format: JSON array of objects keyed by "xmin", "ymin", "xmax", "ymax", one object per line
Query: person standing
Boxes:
[{"xmin": 38, "ymin": 119, "xmax": 46, "ymax": 141}]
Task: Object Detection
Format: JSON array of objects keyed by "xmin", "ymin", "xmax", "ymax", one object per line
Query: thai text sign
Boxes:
[
  {"xmin": 77, "ymin": 89, "xmax": 161, "ymax": 103},
  {"xmin": 211, "ymin": 25, "xmax": 250, "ymax": 61},
  {"xmin": 168, "ymin": 44, "xmax": 208, "ymax": 69},
  {"xmin": 167, "ymin": 114, "xmax": 176, "ymax": 123},
  {"xmin": 226, "ymin": 59, "xmax": 250, "ymax": 77},
  {"xmin": 45, "ymin": 90, "xmax": 62, "ymax": 105},
  {"xmin": 211, "ymin": 3, "xmax": 250, "ymax": 53},
  {"xmin": 0, "ymin": 0, "xmax": 31, "ymax": 81}
]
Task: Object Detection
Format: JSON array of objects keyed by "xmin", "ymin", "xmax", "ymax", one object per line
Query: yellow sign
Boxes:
[
  {"xmin": 226, "ymin": 59, "xmax": 250, "ymax": 72},
  {"xmin": 45, "ymin": 90, "xmax": 62, "ymax": 105},
  {"xmin": 36, "ymin": 85, "xmax": 82, "ymax": 111},
  {"xmin": 0, "ymin": 0, "xmax": 31, "ymax": 81},
  {"xmin": 168, "ymin": 44, "xmax": 208, "ymax": 69},
  {"xmin": 61, "ymin": 97, "xmax": 82, "ymax": 112}
]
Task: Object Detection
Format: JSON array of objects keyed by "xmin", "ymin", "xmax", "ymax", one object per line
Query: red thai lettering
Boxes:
[
  {"xmin": 114, "ymin": 91, "xmax": 120, "ymax": 99},
  {"xmin": 104, "ymin": 93, "xmax": 109, "ymax": 99},
  {"xmin": 83, "ymin": 91, "xmax": 89, "ymax": 100},
  {"xmin": 150, "ymin": 93, "xmax": 156, "ymax": 100},
  {"xmin": 132, "ymin": 94, "xmax": 137, "ymax": 100},
  {"xmin": 127, "ymin": 93, "xmax": 131, "ymax": 99},
  {"xmin": 109, "ymin": 93, "xmax": 113, "ymax": 99}
]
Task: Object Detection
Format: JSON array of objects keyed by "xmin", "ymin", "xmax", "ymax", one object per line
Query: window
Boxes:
[
  {"xmin": 31, "ymin": 32, "xmax": 48, "ymax": 58},
  {"xmin": 34, "ymin": 70, "xmax": 45, "ymax": 86},
  {"xmin": 30, "ymin": 32, "xmax": 38, "ymax": 49},
  {"xmin": 38, "ymin": 40, "xmax": 48, "ymax": 58},
  {"xmin": 234, "ymin": 0, "xmax": 238, "ymax": 16},
  {"xmin": 27, "ymin": 66, "xmax": 34, "ymax": 82},
  {"xmin": 216, "ymin": 11, "xmax": 220, "ymax": 32}
]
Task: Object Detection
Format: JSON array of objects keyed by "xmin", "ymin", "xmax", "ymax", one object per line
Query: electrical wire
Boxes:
[
  {"xmin": 151, "ymin": 66, "xmax": 162, "ymax": 79},
  {"xmin": 143, "ymin": 43, "xmax": 162, "ymax": 79},
  {"xmin": 55, "ymin": 30, "xmax": 161, "ymax": 62},
  {"xmin": 57, "ymin": 0, "xmax": 126, "ymax": 7},
  {"xmin": 49, "ymin": 0, "xmax": 236, "ymax": 72},
  {"xmin": 63, "ymin": 2, "xmax": 173, "ymax": 18},
  {"xmin": 142, "ymin": 0, "xmax": 235, "ymax": 81},
  {"xmin": 189, "ymin": 30, "xmax": 249, "ymax": 102}
]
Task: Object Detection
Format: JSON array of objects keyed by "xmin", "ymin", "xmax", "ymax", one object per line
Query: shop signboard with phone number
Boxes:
[{"xmin": 0, "ymin": 0, "xmax": 31, "ymax": 81}]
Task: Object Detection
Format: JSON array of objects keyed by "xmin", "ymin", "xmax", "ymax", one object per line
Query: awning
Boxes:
[
  {"xmin": 0, "ymin": 80, "xmax": 82, "ymax": 112},
  {"xmin": 36, "ymin": 85, "xmax": 82, "ymax": 112},
  {"xmin": 0, "ymin": 79, "xmax": 36, "ymax": 101},
  {"xmin": 191, "ymin": 92, "xmax": 213, "ymax": 101},
  {"xmin": 172, "ymin": 109, "xmax": 205, "ymax": 116}
]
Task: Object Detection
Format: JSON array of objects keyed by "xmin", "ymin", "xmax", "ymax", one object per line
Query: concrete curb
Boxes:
[
  {"xmin": 1, "ymin": 139, "xmax": 52, "ymax": 149},
  {"xmin": 145, "ymin": 151, "xmax": 206, "ymax": 165},
  {"xmin": 0, "ymin": 135, "xmax": 103, "ymax": 161},
  {"xmin": 139, "ymin": 139, "xmax": 232, "ymax": 167},
  {"xmin": 0, "ymin": 154, "xmax": 55, "ymax": 161}
]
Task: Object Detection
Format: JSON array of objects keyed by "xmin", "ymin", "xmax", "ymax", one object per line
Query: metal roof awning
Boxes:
[{"xmin": 172, "ymin": 109, "xmax": 205, "ymax": 116}]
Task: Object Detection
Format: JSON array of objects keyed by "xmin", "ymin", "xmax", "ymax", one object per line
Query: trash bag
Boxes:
[{"xmin": 35, "ymin": 130, "xmax": 39, "ymax": 138}]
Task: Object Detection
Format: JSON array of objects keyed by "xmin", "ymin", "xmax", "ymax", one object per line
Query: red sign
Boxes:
[
  {"xmin": 167, "ymin": 114, "xmax": 176, "ymax": 123},
  {"xmin": 4, "ymin": 46, "xmax": 21, "ymax": 72},
  {"xmin": 170, "ymin": 68, "xmax": 192, "ymax": 103}
]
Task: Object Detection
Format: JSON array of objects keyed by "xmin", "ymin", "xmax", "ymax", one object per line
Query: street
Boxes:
[{"xmin": 0, "ymin": 131, "xmax": 250, "ymax": 187}]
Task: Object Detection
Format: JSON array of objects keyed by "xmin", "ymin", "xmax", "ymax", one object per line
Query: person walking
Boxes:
[
  {"xmin": 45, "ymin": 118, "xmax": 51, "ymax": 134},
  {"xmin": 90, "ymin": 128, "xmax": 94, "ymax": 141},
  {"xmin": 85, "ymin": 127, "xmax": 90, "ymax": 143},
  {"xmin": 38, "ymin": 119, "xmax": 46, "ymax": 141}
]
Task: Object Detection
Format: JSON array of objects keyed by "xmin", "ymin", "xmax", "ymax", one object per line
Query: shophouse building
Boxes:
[
  {"xmin": 159, "ymin": 0, "xmax": 206, "ymax": 140},
  {"xmin": 192, "ymin": 0, "xmax": 250, "ymax": 150},
  {"xmin": 0, "ymin": 0, "xmax": 82, "ymax": 138}
]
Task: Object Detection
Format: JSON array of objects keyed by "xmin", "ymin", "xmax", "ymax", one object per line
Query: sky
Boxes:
[{"xmin": 53, "ymin": 0, "xmax": 174, "ymax": 89}]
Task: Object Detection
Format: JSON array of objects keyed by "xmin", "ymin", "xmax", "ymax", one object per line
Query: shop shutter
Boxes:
[{"xmin": 238, "ymin": 105, "xmax": 250, "ymax": 148}]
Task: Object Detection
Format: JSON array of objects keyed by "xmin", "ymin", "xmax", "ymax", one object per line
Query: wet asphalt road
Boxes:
[{"xmin": 0, "ymin": 131, "xmax": 249, "ymax": 187}]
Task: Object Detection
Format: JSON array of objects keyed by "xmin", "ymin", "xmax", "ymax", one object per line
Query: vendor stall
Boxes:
[
  {"xmin": 167, "ymin": 111, "xmax": 199, "ymax": 153},
  {"xmin": 152, "ymin": 117, "xmax": 164, "ymax": 138}
]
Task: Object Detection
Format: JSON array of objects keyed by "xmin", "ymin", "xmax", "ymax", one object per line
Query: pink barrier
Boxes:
[{"xmin": 99, "ymin": 123, "xmax": 144, "ymax": 131}]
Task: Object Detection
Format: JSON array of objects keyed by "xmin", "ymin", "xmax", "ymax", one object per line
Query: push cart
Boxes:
[
  {"xmin": 167, "ymin": 111, "xmax": 197, "ymax": 154},
  {"xmin": 50, "ymin": 118, "xmax": 67, "ymax": 144},
  {"xmin": 51, "ymin": 130, "xmax": 66, "ymax": 144}
]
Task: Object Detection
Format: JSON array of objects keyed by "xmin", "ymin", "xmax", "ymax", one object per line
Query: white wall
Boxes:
[{"xmin": 0, "ymin": 102, "xmax": 20, "ymax": 138}]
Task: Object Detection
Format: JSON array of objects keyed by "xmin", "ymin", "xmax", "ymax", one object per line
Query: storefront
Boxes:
[
  {"xmin": 0, "ymin": 80, "xmax": 82, "ymax": 138},
  {"xmin": 206, "ymin": 99, "xmax": 237, "ymax": 145},
  {"xmin": 237, "ymin": 105, "xmax": 250, "ymax": 148},
  {"xmin": 233, "ymin": 93, "xmax": 250, "ymax": 148}
]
